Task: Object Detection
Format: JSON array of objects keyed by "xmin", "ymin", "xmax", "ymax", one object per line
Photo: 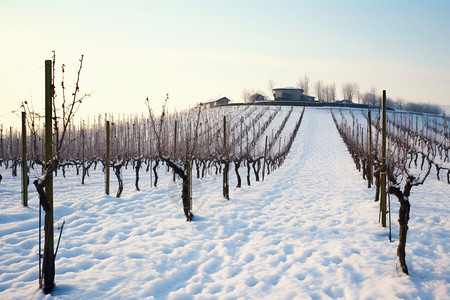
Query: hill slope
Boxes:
[{"xmin": 0, "ymin": 108, "xmax": 448, "ymax": 299}]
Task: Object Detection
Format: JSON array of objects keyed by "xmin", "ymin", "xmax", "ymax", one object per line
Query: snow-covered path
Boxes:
[
  {"xmin": 1, "ymin": 108, "xmax": 448, "ymax": 299},
  {"xmin": 194, "ymin": 108, "xmax": 398, "ymax": 299}
]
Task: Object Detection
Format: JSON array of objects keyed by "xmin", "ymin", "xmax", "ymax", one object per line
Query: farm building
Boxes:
[
  {"xmin": 273, "ymin": 87, "xmax": 315, "ymax": 102},
  {"xmin": 250, "ymin": 93, "xmax": 267, "ymax": 102},
  {"xmin": 202, "ymin": 97, "xmax": 230, "ymax": 109}
]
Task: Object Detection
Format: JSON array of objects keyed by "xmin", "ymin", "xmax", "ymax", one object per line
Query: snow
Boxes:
[
  {"xmin": 443, "ymin": 105, "xmax": 450, "ymax": 115},
  {"xmin": 1, "ymin": 108, "xmax": 449, "ymax": 299}
]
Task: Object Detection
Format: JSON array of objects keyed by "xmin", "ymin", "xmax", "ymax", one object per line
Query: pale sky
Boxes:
[{"xmin": 1, "ymin": 0, "xmax": 449, "ymax": 129}]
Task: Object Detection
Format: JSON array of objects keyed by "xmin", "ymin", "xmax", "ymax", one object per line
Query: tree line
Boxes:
[{"xmin": 241, "ymin": 75, "xmax": 445, "ymax": 116}]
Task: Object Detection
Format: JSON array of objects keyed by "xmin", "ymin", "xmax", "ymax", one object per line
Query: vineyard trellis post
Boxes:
[
  {"xmin": 173, "ymin": 120, "xmax": 177, "ymax": 182},
  {"xmin": 187, "ymin": 161, "xmax": 192, "ymax": 211},
  {"xmin": 38, "ymin": 194, "xmax": 42, "ymax": 288},
  {"xmin": 367, "ymin": 110, "xmax": 373, "ymax": 188},
  {"xmin": 240, "ymin": 117, "xmax": 243, "ymax": 157},
  {"xmin": 0, "ymin": 125, "xmax": 3, "ymax": 158},
  {"xmin": 223, "ymin": 116, "xmax": 229, "ymax": 200},
  {"xmin": 81, "ymin": 124, "xmax": 85, "ymax": 184},
  {"xmin": 22, "ymin": 111, "xmax": 28, "ymax": 206},
  {"xmin": 41, "ymin": 59, "xmax": 55, "ymax": 292},
  {"xmin": 106, "ymin": 120, "xmax": 110, "ymax": 195},
  {"xmin": 388, "ymin": 192, "xmax": 392, "ymax": 242},
  {"xmin": 9, "ymin": 126, "xmax": 13, "ymax": 157},
  {"xmin": 262, "ymin": 136, "xmax": 268, "ymax": 181},
  {"xmin": 380, "ymin": 90, "xmax": 387, "ymax": 227}
]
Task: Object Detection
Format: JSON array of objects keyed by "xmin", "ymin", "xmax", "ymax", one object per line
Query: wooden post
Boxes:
[
  {"xmin": 150, "ymin": 160, "xmax": 153, "ymax": 188},
  {"xmin": 262, "ymin": 136, "xmax": 268, "ymax": 181},
  {"xmin": 223, "ymin": 162, "xmax": 229, "ymax": 200},
  {"xmin": 9, "ymin": 126, "xmax": 13, "ymax": 157},
  {"xmin": 367, "ymin": 110, "xmax": 373, "ymax": 188},
  {"xmin": 106, "ymin": 120, "xmax": 110, "ymax": 195},
  {"xmin": 187, "ymin": 161, "xmax": 192, "ymax": 210},
  {"xmin": 81, "ymin": 125, "xmax": 85, "ymax": 184},
  {"xmin": 22, "ymin": 112, "xmax": 28, "ymax": 206},
  {"xmin": 173, "ymin": 120, "xmax": 177, "ymax": 182},
  {"xmin": 0, "ymin": 125, "xmax": 3, "ymax": 158},
  {"xmin": 126, "ymin": 120, "xmax": 130, "ymax": 158},
  {"xmin": 223, "ymin": 116, "xmax": 227, "ymax": 151},
  {"xmin": 223, "ymin": 116, "xmax": 229, "ymax": 200},
  {"xmin": 43, "ymin": 59, "xmax": 55, "ymax": 293},
  {"xmin": 240, "ymin": 117, "xmax": 243, "ymax": 157},
  {"xmin": 380, "ymin": 90, "xmax": 387, "ymax": 227}
]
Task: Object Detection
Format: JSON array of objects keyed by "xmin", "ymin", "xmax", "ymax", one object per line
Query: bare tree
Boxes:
[
  {"xmin": 268, "ymin": 79, "xmax": 275, "ymax": 99},
  {"xmin": 341, "ymin": 82, "xmax": 359, "ymax": 102},
  {"xmin": 323, "ymin": 85, "xmax": 330, "ymax": 102},
  {"xmin": 362, "ymin": 87, "xmax": 378, "ymax": 105},
  {"xmin": 314, "ymin": 80, "xmax": 324, "ymax": 102},
  {"xmin": 396, "ymin": 98, "xmax": 406, "ymax": 110},
  {"xmin": 297, "ymin": 75, "xmax": 310, "ymax": 95},
  {"xmin": 323, "ymin": 84, "xmax": 337, "ymax": 102},
  {"xmin": 370, "ymin": 87, "xmax": 378, "ymax": 105},
  {"xmin": 328, "ymin": 83, "xmax": 336, "ymax": 102},
  {"xmin": 250, "ymin": 91, "xmax": 267, "ymax": 102},
  {"xmin": 242, "ymin": 88, "xmax": 267, "ymax": 103},
  {"xmin": 401, "ymin": 101, "xmax": 444, "ymax": 114},
  {"xmin": 241, "ymin": 89, "xmax": 252, "ymax": 103},
  {"xmin": 356, "ymin": 91, "xmax": 363, "ymax": 104}
]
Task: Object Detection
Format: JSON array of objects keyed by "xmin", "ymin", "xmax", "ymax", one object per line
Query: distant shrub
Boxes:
[{"xmin": 403, "ymin": 102, "xmax": 444, "ymax": 115}]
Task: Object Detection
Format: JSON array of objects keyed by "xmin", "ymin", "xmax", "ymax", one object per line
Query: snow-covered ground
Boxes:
[
  {"xmin": 443, "ymin": 105, "xmax": 450, "ymax": 115},
  {"xmin": 0, "ymin": 108, "xmax": 449, "ymax": 299}
]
